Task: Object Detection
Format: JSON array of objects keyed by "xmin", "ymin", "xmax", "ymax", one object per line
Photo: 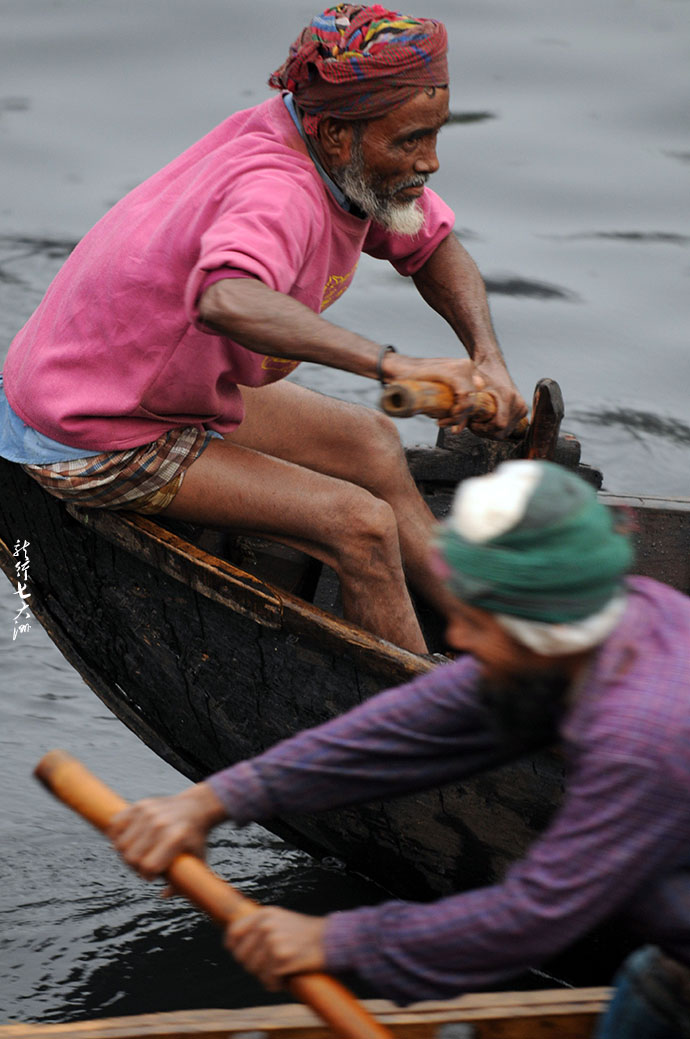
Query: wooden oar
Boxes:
[
  {"xmin": 34, "ymin": 750, "xmax": 394, "ymax": 1039},
  {"xmin": 380, "ymin": 379, "xmax": 529, "ymax": 437}
]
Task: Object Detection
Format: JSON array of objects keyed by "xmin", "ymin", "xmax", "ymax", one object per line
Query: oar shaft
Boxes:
[
  {"xmin": 380, "ymin": 378, "xmax": 455, "ymax": 419},
  {"xmin": 380, "ymin": 379, "xmax": 529, "ymax": 436},
  {"xmin": 34, "ymin": 750, "xmax": 393, "ymax": 1039}
]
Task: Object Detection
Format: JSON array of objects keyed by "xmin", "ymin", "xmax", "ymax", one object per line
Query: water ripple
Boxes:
[
  {"xmin": 447, "ymin": 110, "xmax": 496, "ymax": 125},
  {"xmin": 0, "ymin": 236, "xmax": 77, "ymax": 287},
  {"xmin": 0, "ymin": 96, "xmax": 30, "ymax": 115},
  {"xmin": 572, "ymin": 406, "xmax": 690, "ymax": 447},
  {"xmin": 0, "ymin": 235, "xmax": 77, "ymax": 261},
  {"xmin": 484, "ymin": 275, "xmax": 579, "ymax": 301},
  {"xmin": 546, "ymin": 231, "xmax": 690, "ymax": 246}
]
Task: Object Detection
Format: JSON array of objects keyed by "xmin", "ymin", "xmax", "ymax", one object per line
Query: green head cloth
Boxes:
[{"xmin": 435, "ymin": 460, "xmax": 633, "ymax": 624}]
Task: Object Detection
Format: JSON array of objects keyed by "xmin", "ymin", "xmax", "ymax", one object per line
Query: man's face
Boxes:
[
  {"xmin": 445, "ymin": 601, "xmax": 573, "ymax": 749},
  {"xmin": 444, "ymin": 601, "xmax": 539, "ymax": 680},
  {"xmin": 329, "ymin": 87, "xmax": 450, "ymax": 234}
]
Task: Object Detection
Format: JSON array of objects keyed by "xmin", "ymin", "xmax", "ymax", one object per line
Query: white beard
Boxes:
[
  {"xmin": 379, "ymin": 198, "xmax": 426, "ymax": 236},
  {"xmin": 333, "ymin": 137, "xmax": 427, "ymax": 237}
]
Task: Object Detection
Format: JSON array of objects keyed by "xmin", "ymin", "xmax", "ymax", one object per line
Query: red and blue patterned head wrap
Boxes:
[{"xmin": 269, "ymin": 4, "xmax": 449, "ymax": 135}]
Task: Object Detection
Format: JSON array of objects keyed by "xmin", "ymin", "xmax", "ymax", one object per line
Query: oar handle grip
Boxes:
[
  {"xmin": 34, "ymin": 750, "xmax": 393, "ymax": 1039},
  {"xmin": 380, "ymin": 379, "xmax": 529, "ymax": 436}
]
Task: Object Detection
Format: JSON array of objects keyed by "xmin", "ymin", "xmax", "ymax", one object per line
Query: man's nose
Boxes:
[{"xmin": 414, "ymin": 136, "xmax": 440, "ymax": 175}]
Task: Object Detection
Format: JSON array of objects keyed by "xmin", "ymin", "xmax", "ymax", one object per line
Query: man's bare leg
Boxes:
[
  {"xmin": 232, "ymin": 381, "xmax": 458, "ymax": 617},
  {"xmin": 159, "ymin": 429, "xmax": 427, "ymax": 653}
]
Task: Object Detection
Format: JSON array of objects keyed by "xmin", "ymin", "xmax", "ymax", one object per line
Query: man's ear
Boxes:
[{"xmin": 317, "ymin": 116, "xmax": 354, "ymax": 165}]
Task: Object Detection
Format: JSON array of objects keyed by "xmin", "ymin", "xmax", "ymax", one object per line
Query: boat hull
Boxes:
[{"xmin": 1, "ymin": 439, "xmax": 689, "ymax": 908}]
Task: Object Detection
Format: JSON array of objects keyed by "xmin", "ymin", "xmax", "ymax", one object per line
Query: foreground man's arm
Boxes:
[
  {"xmin": 412, "ymin": 232, "xmax": 527, "ymax": 435},
  {"xmin": 106, "ymin": 658, "xmax": 506, "ymax": 993},
  {"xmin": 107, "ymin": 649, "xmax": 690, "ymax": 1003},
  {"xmin": 108, "ymin": 659, "xmax": 496, "ymax": 874},
  {"xmin": 225, "ymin": 747, "xmax": 689, "ymax": 1002}
]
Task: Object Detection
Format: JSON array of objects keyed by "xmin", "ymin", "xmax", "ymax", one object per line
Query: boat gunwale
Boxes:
[
  {"xmin": 0, "ymin": 986, "xmax": 612, "ymax": 1038},
  {"xmin": 63, "ymin": 504, "xmax": 434, "ymax": 681}
]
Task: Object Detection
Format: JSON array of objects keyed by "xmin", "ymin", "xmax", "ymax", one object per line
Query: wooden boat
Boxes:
[
  {"xmin": 0, "ymin": 986, "xmax": 612, "ymax": 1039},
  {"xmin": 1, "ymin": 384, "xmax": 689, "ymax": 912}
]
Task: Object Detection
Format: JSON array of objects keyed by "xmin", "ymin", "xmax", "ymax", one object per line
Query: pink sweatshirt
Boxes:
[{"xmin": 3, "ymin": 95, "xmax": 455, "ymax": 451}]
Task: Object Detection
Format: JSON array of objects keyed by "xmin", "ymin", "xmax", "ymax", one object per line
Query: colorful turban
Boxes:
[
  {"xmin": 434, "ymin": 461, "xmax": 634, "ymax": 654},
  {"xmin": 269, "ymin": 4, "xmax": 449, "ymax": 135}
]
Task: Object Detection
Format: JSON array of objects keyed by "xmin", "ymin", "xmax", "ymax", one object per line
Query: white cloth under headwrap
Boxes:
[{"xmin": 495, "ymin": 593, "xmax": 628, "ymax": 656}]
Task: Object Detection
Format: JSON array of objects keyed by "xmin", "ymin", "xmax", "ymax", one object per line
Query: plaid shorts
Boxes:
[{"xmin": 22, "ymin": 426, "xmax": 218, "ymax": 514}]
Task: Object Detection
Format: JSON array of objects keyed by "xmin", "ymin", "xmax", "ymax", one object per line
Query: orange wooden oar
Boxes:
[
  {"xmin": 380, "ymin": 379, "xmax": 529, "ymax": 436},
  {"xmin": 34, "ymin": 750, "xmax": 394, "ymax": 1039}
]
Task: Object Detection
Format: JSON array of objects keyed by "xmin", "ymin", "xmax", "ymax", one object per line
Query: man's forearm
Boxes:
[
  {"xmin": 206, "ymin": 658, "xmax": 502, "ymax": 823},
  {"xmin": 199, "ymin": 277, "xmax": 385, "ymax": 377},
  {"xmin": 198, "ymin": 275, "xmax": 487, "ymax": 420},
  {"xmin": 411, "ymin": 232, "xmax": 503, "ymax": 366},
  {"xmin": 411, "ymin": 233, "xmax": 527, "ymax": 433}
]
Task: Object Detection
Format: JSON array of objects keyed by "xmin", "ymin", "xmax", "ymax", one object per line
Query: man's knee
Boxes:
[
  {"xmin": 359, "ymin": 406, "xmax": 401, "ymax": 447},
  {"xmin": 348, "ymin": 407, "xmax": 407, "ymax": 476},
  {"xmin": 335, "ymin": 489, "xmax": 400, "ymax": 570}
]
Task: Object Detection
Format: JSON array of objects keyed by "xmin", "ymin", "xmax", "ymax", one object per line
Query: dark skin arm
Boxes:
[
  {"xmin": 199, "ymin": 278, "xmax": 487, "ymax": 430},
  {"xmin": 412, "ymin": 232, "xmax": 527, "ymax": 435}
]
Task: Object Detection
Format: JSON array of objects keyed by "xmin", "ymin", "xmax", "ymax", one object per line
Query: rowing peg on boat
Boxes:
[
  {"xmin": 521, "ymin": 378, "xmax": 565, "ymax": 461},
  {"xmin": 34, "ymin": 750, "xmax": 394, "ymax": 1039},
  {"xmin": 380, "ymin": 377, "xmax": 564, "ymax": 460}
]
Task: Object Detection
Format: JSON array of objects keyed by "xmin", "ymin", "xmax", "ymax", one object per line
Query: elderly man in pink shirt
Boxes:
[{"xmin": 1, "ymin": 5, "xmax": 526, "ymax": 653}]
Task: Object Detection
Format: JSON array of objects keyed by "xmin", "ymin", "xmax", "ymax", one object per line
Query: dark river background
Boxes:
[{"xmin": 1, "ymin": 0, "xmax": 688, "ymax": 1025}]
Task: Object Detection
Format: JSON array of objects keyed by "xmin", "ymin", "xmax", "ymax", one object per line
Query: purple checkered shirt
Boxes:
[{"xmin": 208, "ymin": 576, "xmax": 690, "ymax": 1003}]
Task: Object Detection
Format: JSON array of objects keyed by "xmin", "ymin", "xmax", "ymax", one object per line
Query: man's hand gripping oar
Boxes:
[
  {"xmin": 34, "ymin": 750, "xmax": 394, "ymax": 1039},
  {"xmin": 381, "ymin": 379, "xmax": 529, "ymax": 436},
  {"xmin": 381, "ymin": 377, "xmax": 566, "ymax": 460}
]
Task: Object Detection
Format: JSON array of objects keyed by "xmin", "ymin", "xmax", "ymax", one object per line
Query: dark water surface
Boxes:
[{"xmin": 1, "ymin": 0, "xmax": 688, "ymax": 1024}]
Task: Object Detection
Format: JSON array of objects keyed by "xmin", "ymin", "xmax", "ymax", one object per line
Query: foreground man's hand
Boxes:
[
  {"xmin": 226, "ymin": 907, "xmax": 327, "ymax": 990},
  {"xmin": 107, "ymin": 782, "xmax": 228, "ymax": 879}
]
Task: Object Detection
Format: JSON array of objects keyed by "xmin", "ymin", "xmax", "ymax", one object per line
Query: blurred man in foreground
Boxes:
[{"xmin": 110, "ymin": 459, "xmax": 690, "ymax": 1037}]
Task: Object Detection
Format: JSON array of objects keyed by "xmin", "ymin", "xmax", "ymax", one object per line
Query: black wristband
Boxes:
[{"xmin": 376, "ymin": 344, "xmax": 397, "ymax": 385}]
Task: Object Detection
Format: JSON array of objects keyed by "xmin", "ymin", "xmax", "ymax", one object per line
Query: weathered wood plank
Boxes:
[
  {"xmin": 422, "ymin": 430, "xmax": 596, "ymax": 486},
  {"xmin": 0, "ymin": 988, "xmax": 611, "ymax": 1039},
  {"xmin": 66, "ymin": 506, "xmax": 433, "ymax": 682},
  {"xmin": 599, "ymin": 492, "xmax": 690, "ymax": 594}
]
